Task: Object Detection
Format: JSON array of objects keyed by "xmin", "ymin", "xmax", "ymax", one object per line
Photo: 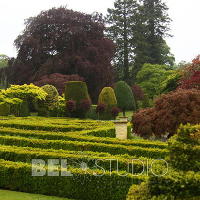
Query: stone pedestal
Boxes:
[{"xmin": 114, "ymin": 119, "xmax": 128, "ymax": 140}]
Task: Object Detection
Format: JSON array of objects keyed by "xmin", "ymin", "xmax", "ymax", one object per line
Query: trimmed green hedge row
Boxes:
[
  {"xmin": 0, "ymin": 135, "xmax": 168, "ymax": 159},
  {"xmin": 0, "ymin": 117, "xmax": 118, "ymax": 138},
  {"xmin": 0, "ymin": 117, "xmax": 113, "ymax": 131},
  {"xmin": 88, "ymin": 123, "xmax": 132, "ymax": 138},
  {"xmin": 0, "ymin": 144, "xmax": 152, "ymax": 174},
  {"xmin": 0, "ymin": 122, "xmax": 84, "ymax": 132},
  {"xmin": 0, "ymin": 159, "xmax": 144, "ymax": 200},
  {"xmin": 0, "ymin": 116, "xmax": 108, "ymax": 124},
  {"xmin": 0, "ymin": 127, "xmax": 167, "ymax": 149}
]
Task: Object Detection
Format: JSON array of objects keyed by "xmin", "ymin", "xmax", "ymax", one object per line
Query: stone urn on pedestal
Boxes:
[{"xmin": 113, "ymin": 117, "xmax": 128, "ymax": 140}]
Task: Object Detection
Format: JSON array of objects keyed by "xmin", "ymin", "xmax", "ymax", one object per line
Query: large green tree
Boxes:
[
  {"xmin": 131, "ymin": 0, "xmax": 174, "ymax": 81},
  {"xmin": 0, "ymin": 54, "xmax": 9, "ymax": 89},
  {"xmin": 106, "ymin": 0, "xmax": 138, "ymax": 81},
  {"xmin": 139, "ymin": 0, "xmax": 173, "ymax": 64},
  {"xmin": 0, "ymin": 54, "xmax": 9, "ymax": 68},
  {"xmin": 106, "ymin": 0, "xmax": 174, "ymax": 82},
  {"xmin": 136, "ymin": 63, "xmax": 174, "ymax": 98},
  {"xmin": 5, "ymin": 7, "xmax": 115, "ymax": 102}
]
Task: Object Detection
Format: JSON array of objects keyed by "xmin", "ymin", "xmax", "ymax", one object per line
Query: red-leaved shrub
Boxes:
[
  {"xmin": 96, "ymin": 103, "xmax": 106, "ymax": 114},
  {"xmin": 132, "ymin": 84, "xmax": 145, "ymax": 101},
  {"xmin": 79, "ymin": 99, "xmax": 91, "ymax": 112},
  {"xmin": 111, "ymin": 107, "xmax": 121, "ymax": 118},
  {"xmin": 34, "ymin": 73, "xmax": 84, "ymax": 95},
  {"xmin": 132, "ymin": 108, "xmax": 155, "ymax": 138},
  {"xmin": 66, "ymin": 100, "xmax": 76, "ymax": 113},
  {"xmin": 179, "ymin": 55, "xmax": 200, "ymax": 90},
  {"xmin": 132, "ymin": 89, "xmax": 200, "ymax": 138}
]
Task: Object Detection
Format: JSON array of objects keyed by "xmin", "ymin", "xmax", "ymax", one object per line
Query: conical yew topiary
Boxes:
[{"xmin": 114, "ymin": 81, "xmax": 136, "ymax": 116}]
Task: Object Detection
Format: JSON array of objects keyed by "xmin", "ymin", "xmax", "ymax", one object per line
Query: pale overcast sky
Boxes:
[{"xmin": 0, "ymin": 0, "xmax": 200, "ymax": 63}]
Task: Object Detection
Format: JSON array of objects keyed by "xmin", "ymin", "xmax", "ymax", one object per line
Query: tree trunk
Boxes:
[
  {"xmin": 123, "ymin": 4, "xmax": 129, "ymax": 82},
  {"xmin": 123, "ymin": 109, "xmax": 126, "ymax": 117}
]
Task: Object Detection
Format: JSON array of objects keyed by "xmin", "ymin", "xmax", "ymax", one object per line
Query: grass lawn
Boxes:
[{"xmin": 0, "ymin": 190, "xmax": 72, "ymax": 200}]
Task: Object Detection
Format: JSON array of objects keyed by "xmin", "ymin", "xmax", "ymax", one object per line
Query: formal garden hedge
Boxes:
[
  {"xmin": 0, "ymin": 116, "xmax": 169, "ymax": 200},
  {"xmin": 0, "ymin": 116, "xmax": 199, "ymax": 199},
  {"xmin": 0, "ymin": 159, "xmax": 144, "ymax": 200}
]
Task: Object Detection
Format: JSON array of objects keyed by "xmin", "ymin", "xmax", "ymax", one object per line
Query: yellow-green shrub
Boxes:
[{"xmin": 98, "ymin": 87, "xmax": 117, "ymax": 120}]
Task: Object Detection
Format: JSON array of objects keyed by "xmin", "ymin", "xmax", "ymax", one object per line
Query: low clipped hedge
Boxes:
[
  {"xmin": 0, "ymin": 145, "xmax": 151, "ymax": 174},
  {"xmin": 0, "ymin": 127, "xmax": 167, "ymax": 149},
  {"xmin": 126, "ymin": 183, "xmax": 149, "ymax": 200},
  {"xmin": 0, "ymin": 159, "xmax": 144, "ymax": 200},
  {"xmin": 0, "ymin": 135, "xmax": 168, "ymax": 158},
  {"xmin": 0, "ymin": 117, "xmax": 112, "ymax": 131},
  {"xmin": 0, "ymin": 116, "xmax": 171, "ymax": 199},
  {"xmin": 0, "ymin": 122, "xmax": 84, "ymax": 132}
]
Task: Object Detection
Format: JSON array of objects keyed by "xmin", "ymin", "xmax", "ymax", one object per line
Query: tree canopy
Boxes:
[
  {"xmin": 106, "ymin": 0, "xmax": 174, "ymax": 83},
  {"xmin": 0, "ymin": 54, "xmax": 9, "ymax": 68},
  {"xmin": 136, "ymin": 63, "xmax": 174, "ymax": 98},
  {"xmin": 6, "ymin": 7, "xmax": 115, "ymax": 102}
]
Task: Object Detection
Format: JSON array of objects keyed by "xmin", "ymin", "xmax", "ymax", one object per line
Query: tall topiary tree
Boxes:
[
  {"xmin": 114, "ymin": 81, "xmax": 136, "ymax": 116},
  {"xmin": 98, "ymin": 87, "xmax": 117, "ymax": 109},
  {"xmin": 98, "ymin": 87, "xmax": 117, "ymax": 119},
  {"xmin": 65, "ymin": 81, "xmax": 91, "ymax": 118}
]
